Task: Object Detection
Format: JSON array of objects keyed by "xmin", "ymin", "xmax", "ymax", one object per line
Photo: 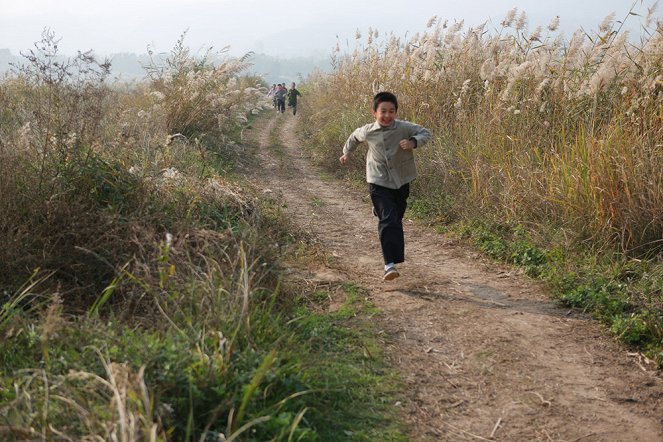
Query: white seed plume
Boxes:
[
  {"xmin": 516, "ymin": 11, "xmax": 528, "ymax": 31},
  {"xmin": 461, "ymin": 79, "xmax": 471, "ymax": 95},
  {"xmin": 548, "ymin": 16, "xmax": 560, "ymax": 32},
  {"xmin": 150, "ymin": 91, "xmax": 165, "ymax": 101},
  {"xmin": 646, "ymin": 2, "xmax": 659, "ymax": 27},
  {"xmin": 599, "ymin": 12, "xmax": 616, "ymax": 33},
  {"xmin": 535, "ymin": 78, "xmax": 551, "ymax": 99},
  {"xmin": 162, "ymin": 167, "xmax": 182, "ymax": 180},
  {"xmin": 502, "ymin": 8, "xmax": 517, "ymax": 27},
  {"xmin": 530, "ymin": 26, "xmax": 542, "ymax": 42},
  {"xmin": 479, "ymin": 58, "xmax": 496, "ymax": 80}
]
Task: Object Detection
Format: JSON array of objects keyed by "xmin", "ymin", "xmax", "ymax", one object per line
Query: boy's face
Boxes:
[{"xmin": 373, "ymin": 101, "xmax": 397, "ymax": 127}]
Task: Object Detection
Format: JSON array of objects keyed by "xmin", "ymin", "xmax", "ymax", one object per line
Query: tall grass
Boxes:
[
  {"xmin": 1, "ymin": 31, "xmax": 405, "ymax": 440},
  {"xmin": 144, "ymin": 32, "xmax": 263, "ymax": 140},
  {"xmin": 0, "ymin": 29, "xmax": 268, "ymax": 302},
  {"xmin": 303, "ymin": 5, "xmax": 662, "ymax": 256},
  {"xmin": 0, "ymin": 31, "xmax": 299, "ymax": 440}
]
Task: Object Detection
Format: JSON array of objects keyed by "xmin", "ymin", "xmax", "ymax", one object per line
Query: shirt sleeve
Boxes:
[
  {"xmin": 405, "ymin": 122, "xmax": 432, "ymax": 148},
  {"xmin": 342, "ymin": 125, "xmax": 368, "ymax": 155}
]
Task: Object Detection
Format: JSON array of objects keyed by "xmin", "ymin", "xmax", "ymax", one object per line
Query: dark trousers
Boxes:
[
  {"xmin": 370, "ymin": 182, "xmax": 410, "ymax": 265},
  {"xmin": 277, "ymin": 98, "xmax": 286, "ymax": 113}
]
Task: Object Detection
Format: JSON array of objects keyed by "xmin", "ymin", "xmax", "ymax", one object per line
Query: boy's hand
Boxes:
[
  {"xmin": 339, "ymin": 154, "xmax": 349, "ymax": 165},
  {"xmin": 399, "ymin": 139, "xmax": 416, "ymax": 150}
]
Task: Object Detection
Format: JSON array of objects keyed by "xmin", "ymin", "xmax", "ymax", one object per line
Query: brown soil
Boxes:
[{"xmin": 248, "ymin": 112, "xmax": 663, "ymax": 441}]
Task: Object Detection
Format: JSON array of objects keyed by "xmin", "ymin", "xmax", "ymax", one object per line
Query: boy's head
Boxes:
[
  {"xmin": 291, "ymin": 82, "xmax": 296, "ymax": 88},
  {"xmin": 372, "ymin": 91, "xmax": 398, "ymax": 127},
  {"xmin": 373, "ymin": 92, "xmax": 398, "ymax": 112}
]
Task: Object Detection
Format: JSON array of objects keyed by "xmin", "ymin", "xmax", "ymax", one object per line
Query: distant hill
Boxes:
[
  {"xmin": 0, "ymin": 48, "xmax": 331, "ymax": 83},
  {"xmin": 248, "ymin": 52, "xmax": 332, "ymax": 85}
]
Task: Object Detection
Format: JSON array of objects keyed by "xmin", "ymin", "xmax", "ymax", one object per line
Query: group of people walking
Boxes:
[{"xmin": 268, "ymin": 82, "xmax": 302, "ymax": 115}]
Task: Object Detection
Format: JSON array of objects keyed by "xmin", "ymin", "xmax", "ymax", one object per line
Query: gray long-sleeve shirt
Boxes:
[{"xmin": 342, "ymin": 119, "xmax": 432, "ymax": 189}]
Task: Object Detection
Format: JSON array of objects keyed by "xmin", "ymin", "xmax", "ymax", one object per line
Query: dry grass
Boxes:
[
  {"xmin": 303, "ymin": 5, "xmax": 663, "ymax": 256},
  {"xmin": 0, "ymin": 30, "xmax": 270, "ymax": 304},
  {"xmin": 0, "ymin": 32, "xmax": 283, "ymax": 440}
]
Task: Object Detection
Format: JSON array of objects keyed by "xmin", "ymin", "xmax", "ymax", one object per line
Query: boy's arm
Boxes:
[
  {"xmin": 342, "ymin": 126, "xmax": 367, "ymax": 155},
  {"xmin": 406, "ymin": 122, "xmax": 432, "ymax": 148},
  {"xmin": 340, "ymin": 125, "xmax": 367, "ymax": 164}
]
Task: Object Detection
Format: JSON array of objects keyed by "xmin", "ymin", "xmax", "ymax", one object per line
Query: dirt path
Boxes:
[{"xmin": 248, "ymin": 113, "xmax": 663, "ymax": 441}]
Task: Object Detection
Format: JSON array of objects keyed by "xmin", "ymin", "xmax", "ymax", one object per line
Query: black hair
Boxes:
[{"xmin": 373, "ymin": 91, "xmax": 398, "ymax": 111}]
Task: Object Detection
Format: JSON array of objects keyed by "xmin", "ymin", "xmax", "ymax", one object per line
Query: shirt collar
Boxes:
[{"xmin": 369, "ymin": 120, "xmax": 397, "ymax": 131}]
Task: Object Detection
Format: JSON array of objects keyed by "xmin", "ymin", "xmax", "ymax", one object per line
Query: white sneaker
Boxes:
[{"xmin": 383, "ymin": 266, "xmax": 400, "ymax": 281}]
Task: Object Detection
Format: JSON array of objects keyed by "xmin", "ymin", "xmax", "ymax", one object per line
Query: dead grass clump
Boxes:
[
  {"xmin": 144, "ymin": 32, "xmax": 268, "ymax": 140},
  {"xmin": 2, "ymin": 359, "xmax": 162, "ymax": 441}
]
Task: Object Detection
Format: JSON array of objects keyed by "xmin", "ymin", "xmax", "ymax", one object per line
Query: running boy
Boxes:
[
  {"xmin": 274, "ymin": 84, "xmax": 287, "ymax": 113},
  {"xmin": 339, "ymin": 92, "xmax": 431, "ymax": 281},
  {"xmin": 287, "ymin": 82, "xmax": 302, "ymax": 115}
]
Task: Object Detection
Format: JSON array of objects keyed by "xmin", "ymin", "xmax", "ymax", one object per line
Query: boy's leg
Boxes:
[
  {"xmin": 395, "ymin": 182, "xmax": 410, "ymax": 222},
  {"xmin": 370, "ymin": 183, "xmax": 408, "ymax": 265}
]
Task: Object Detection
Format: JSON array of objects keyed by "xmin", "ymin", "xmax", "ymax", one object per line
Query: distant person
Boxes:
[
  {"xmin": 267, "ymin": 84, "xmax": 277, "ymax": 109},
  {"xmin": 287, "ymin": 82, "xmax": 302, "ymax": 115},
  {"xmin": 339, "ymin": 91, "xmax": 431, "ymax": 281},
  {"xmin": 275, "ymin": 84, "xmax": 287, "ymax": 113}
]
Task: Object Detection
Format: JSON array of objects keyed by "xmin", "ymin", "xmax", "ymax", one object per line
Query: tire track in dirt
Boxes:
[{"xmin": 249, "ymin": 113, "xmax": 663, "ymax": 441}]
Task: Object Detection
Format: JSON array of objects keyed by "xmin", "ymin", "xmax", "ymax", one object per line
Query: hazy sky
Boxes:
[{"xmin": 0, "ymin": 0, "xmax": 656, "ymax": 57}]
